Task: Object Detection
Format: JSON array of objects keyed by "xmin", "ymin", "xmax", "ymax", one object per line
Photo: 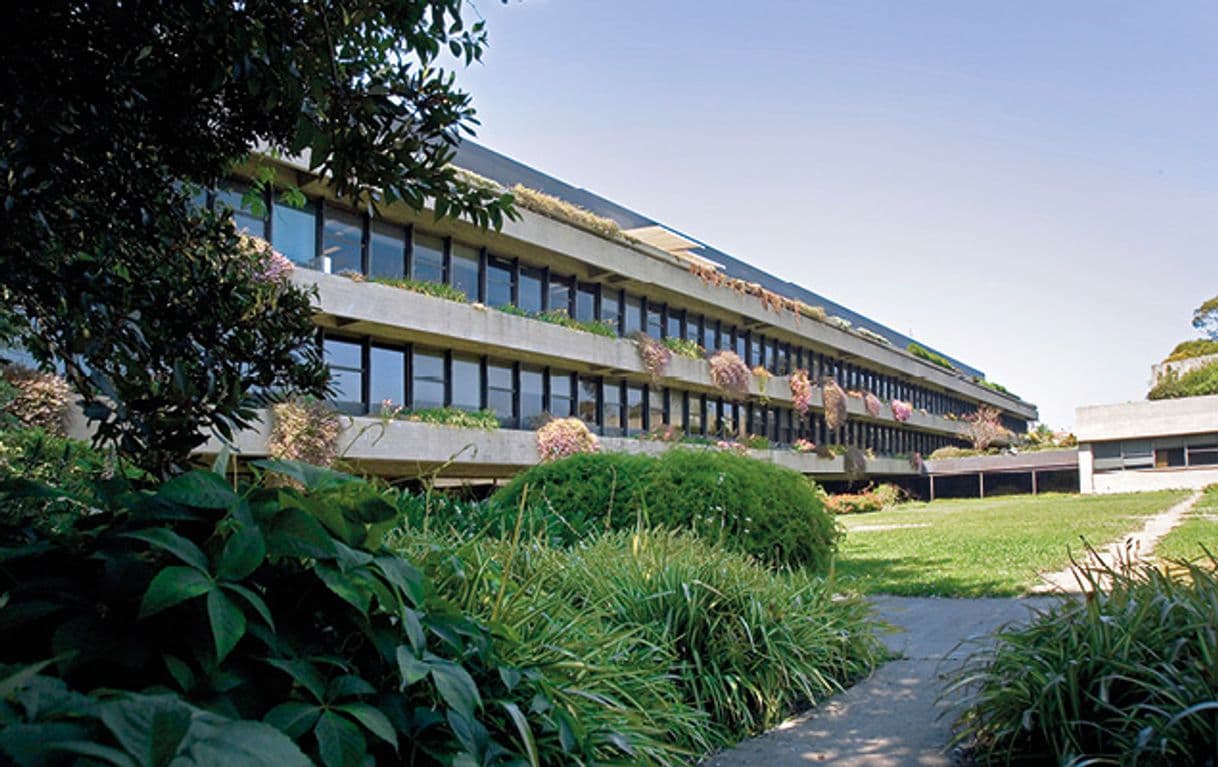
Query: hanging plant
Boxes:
[
  {"xmin": 822, "ymin": 378, "xmax": 848, "ymax": 432},
  {"xmin": 536, "ymin": 417, "xmax": 600, "ymax": 462},
  {"xmin": 789, "ymin": 369, "xmax": 813, "ymax": 415},
  {"xmin": 708, "ymin": 350, "xmax": 751, "ymax": 399},
  {"xmin": 864, "ymin": 392, "xmax": 882, "ymax": 418},
  {"xmin": 269, "ymin": 398, "xmax": 342, "ymax": 469},
  {"xmin": 634, "ymin": 333, "xmax": 672, "ymax": 380},
  {"xmin": 752, "ymin": 365, "xmax": 771, "ymax": 397},
  {"xmin": 891, "ymin": 399, "xmax": 913, "ymax": 422}
]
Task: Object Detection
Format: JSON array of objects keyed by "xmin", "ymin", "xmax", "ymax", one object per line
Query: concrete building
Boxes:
[
  {"xmin": 1077, "ymin": 395, "xmax": 1218, "ymax": 494},
  {"xmin": 192, "ymin": 142, "xmax": 1038, "ymax": 481}
]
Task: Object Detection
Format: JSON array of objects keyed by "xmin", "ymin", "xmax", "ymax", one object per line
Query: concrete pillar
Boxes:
[
  {"xmin": 979, "ymin": 473, "xmax": 985, "ymax": 499},
  {"xmin": 1031, "ymin": 470, "xmax": 1038, "ymax": 495},
  {"xmin": 929, "ymin": 474, "xmax": 936, "ymax": 502}
]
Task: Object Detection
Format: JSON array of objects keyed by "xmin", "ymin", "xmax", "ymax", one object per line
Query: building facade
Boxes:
[
  {"xmin": 195, "ymin": 143, "xmax": 1038, "ymax": 480},
  {"xmin": 1077, "ymin": 395, "xmax": 1218, "ymax": 494}
]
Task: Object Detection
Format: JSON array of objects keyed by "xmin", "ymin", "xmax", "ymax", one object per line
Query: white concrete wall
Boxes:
[
  {"xmin": 1075, "ymin": 395, "xmax": 1218, "ymax": 443},
  {"xmin": 1087, "ymin": 466, "xmax": 1218, "ymax": 494}
]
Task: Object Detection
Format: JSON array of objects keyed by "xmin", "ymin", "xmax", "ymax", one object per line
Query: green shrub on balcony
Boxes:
[
  {"xmin": 662, "ymin": 336, "xmax": 704, "ymax": 359},
  {"xmin": 368, "ymin": 275, "xmax": 469, "ymax": 303},
  {"xmin": 906, "ymin": 342, "xmax": 957, "ymax": 370},
  {"xmin": 396, "ymin": 406, "xmax": 499, "ymax": 430},
  {"xmin": 495, "ymin": 305, "xmax": 617, "ymax": 338}
]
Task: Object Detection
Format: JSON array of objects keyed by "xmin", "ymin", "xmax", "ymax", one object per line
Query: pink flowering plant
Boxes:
[
  {"xmin": 536, "ymin": 417, "xmax": 600, "ymax": 462},
  {"xmin": 240, "ymin": 234, "xmax": 294, "ymax": 284},
  {"xmin": 822, "ymin": 378, "xmax": 848, "ymax": 432},
  {"xmin": 864, "ymin": 392, "xmax": 882, "ymax": 418},
  {"xmin": 891, "ymin": 399, "xmax": 913, "ymax": 422},
  {"xmin": 708, "ymin": 350, "xmax": 751, "ymax": 398},
  {"xmin": 635, "ymin": 334, "xmax": 672, "ymax": 380},
  {"xmin": 792, "ymin": 438, "xmax": 816, "ymax": 454},
  {"xmin": 0, "ymin": 364, "xmax": 73, "ymax": 436},
  {"xmin": 789, "ymin": 369, "xmax": 813, "ymax": 414},
  {"xmin": 268, "ymin": 397, "xmax": 342, "ymax": 469},
  {"xmin": 715, "ymin": 439, "xmax": 748, "ymax": 455}
]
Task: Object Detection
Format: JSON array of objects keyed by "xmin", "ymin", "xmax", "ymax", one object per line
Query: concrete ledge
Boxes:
[
  {"xmin": 197, "ymin": 413, "xmax": 922, "ymax": 480},
  {"xmin": 1076, "ymin": 395, "xmax": 1218, "ymax": 442},
  {"xmin": 303, "ymin": 271, "xmax": 977, "ymax": 440}
]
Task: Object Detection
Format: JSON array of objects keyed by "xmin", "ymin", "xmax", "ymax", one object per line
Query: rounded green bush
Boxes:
[{"xmin": 492, "ymin": 448, "xmax": 841, "ymax": 571}]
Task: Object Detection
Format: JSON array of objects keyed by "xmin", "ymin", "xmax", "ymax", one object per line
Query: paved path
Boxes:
[
  {"xmin": 1031, "ymin": 490, "xmax": 1201, "ymax": 594},
  {"xmin": 702, "ymin": 596, "xmax": 1054, "ymax": 767}
]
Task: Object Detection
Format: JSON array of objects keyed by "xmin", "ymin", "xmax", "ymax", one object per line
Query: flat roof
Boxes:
[
  {"xmin": 453, "ymin": 140, "xmax": 986, "ymax": 379},
  {"xmin": 1076, "ymin": 395, "xmax": 1218, "ymax": 442}
]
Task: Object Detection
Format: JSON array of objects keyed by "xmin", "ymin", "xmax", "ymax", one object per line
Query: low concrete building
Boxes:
[{"xmin": 1076, "ymin": 395, "xmax": 1218, "ymax": 494}]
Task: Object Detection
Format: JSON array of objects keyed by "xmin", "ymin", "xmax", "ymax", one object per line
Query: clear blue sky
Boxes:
[{"xmin": 457, "ymin": 0, "xmax": 1218, "ymax": 429}]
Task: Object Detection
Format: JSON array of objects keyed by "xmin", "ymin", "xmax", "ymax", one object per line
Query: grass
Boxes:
[
  {"xmin": 495, "ymin": 304, "xmax": 618, "ymax": 338},
  {"xmin": 834, "ymin": 491, "xmax": 1189, "ymax": 597},
  {"xmin": 906, "ymin": 341, "xmax": 956, "ymax": 371},
  {"xmin": 1155, "ymin": 485, "xmax": 1218, "ymax": 562}
]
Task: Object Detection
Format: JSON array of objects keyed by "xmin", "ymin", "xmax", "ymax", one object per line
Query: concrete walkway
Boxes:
[
  {"xmin": 702, "ymin": 596, "xmax": 1054, "ymax": 767},
  {"xmin": 1031, "ymin": 490, "xmax": 1202, "ymax": 594}
]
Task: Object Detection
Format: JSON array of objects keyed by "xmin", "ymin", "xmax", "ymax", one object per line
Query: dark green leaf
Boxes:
[
  {"xmin": 314, "ymin": 710, "xmax": 365, "ymax": 767},
  {"xmin": 140, "ymin": 567, "xmax": 213, "ymax": 618},
  {"xmin": 429, "ymin": 659, "xmax": 481, "ymax": 720},
  {"xmin": 264, "ymin": 659, "xmax": 327, "ymax": 703},
  {"xmin": 215, "ymin": 526, "xmax": 266, "ymax": 581},
  {"xmin": 253, "ymin": 460, "xmax": 356, "ymax": 492},
  {"xmin": 176, "ymin": 716, "xmax": 311, "ymax": 767},
  {"xmin": 220, "ymin": 582, "xmax": 274, "ymax": 630},
  {"xmin": 335, "ymin": 702, "xmax": 397, "ymax": 748},
  {"xmin": 263, "ymin": 702, "xmax": 322, "ymax": 739},
  {"xmin": 124, "ymin": 529, "xmax": 209, "ymax": 572},
  {"xmin": 158, "ymin": 471, "xmax": 239, "ymax": 509},
  {"xmin": 96, "ymin": 694, "xmax": 193, "ymax": 767},
  {"xmin": 395, "ymin": 647, "xmax": 428, "ymax": 688},
  {"xmin": 315, "ymin": 565, "xmax": 370, "ymax": 615},
  {"xmin": 265, "ymin": 508, "xmax": 337, "ymax": 559},
  {"xmin": 205, "ymin": 589, "xmax": 246, "ymax": 663}
]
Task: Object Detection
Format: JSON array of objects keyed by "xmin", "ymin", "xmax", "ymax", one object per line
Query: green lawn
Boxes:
[
  {"xmin": 833, "ymin": 490, "xmax": 1189, "ymax": 597},
  {"xmin": 1155, "ymin": 485, "xmax": 1218, "ymax": 562}
]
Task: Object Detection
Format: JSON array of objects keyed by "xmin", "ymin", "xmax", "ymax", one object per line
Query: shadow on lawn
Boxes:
[{"xmin": 834, "ymin": 554, "xmax": 1023, "ymax": 598}]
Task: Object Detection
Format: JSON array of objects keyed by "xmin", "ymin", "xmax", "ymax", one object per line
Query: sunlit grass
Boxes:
[
  {"xmin": 1155, "ymin": 485, "xmax": 1218, "ymax": 562},
  {"xmin": 834, "ymin": 491, "xmax": 1189, "ymax": 597}
]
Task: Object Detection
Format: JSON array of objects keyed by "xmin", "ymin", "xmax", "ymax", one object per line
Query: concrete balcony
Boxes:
[
  {"xmin": 199, "ymin": 413, "xmax": 921, "ymax": 481},
  {"xmin": 301, "ymin": 270, "xmax": 982, "ymax": 441}
]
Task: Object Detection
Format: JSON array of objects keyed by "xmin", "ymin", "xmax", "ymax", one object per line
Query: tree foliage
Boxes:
[
  {"xmin": 1192, "ymin": 294, "xmax": 1218, "ymax": 340},
  {"xmin": 1, "ymin": 1, "xmax": 514, "ymax": 474}
]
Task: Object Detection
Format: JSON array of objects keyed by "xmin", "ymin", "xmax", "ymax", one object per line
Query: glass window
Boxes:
[
  {"xmin": 450, "ymin": 243, "xmax": 480, "ymax": 301},
  {"xmin": 412, "ymin": 232, "xmax": 445, "ymax": 284},
  {"xmin": 646, "ymin": 303, "xmax": 663, "ymax": 339},
  {"xmin": 519, "ymin": 268, "xmax": 544, "ymax": 314},
  {"xmin": 734, "ymin": 331, "xmax": 746, "ymax": 361},
  {"xmin": 487, "ymin": 362, "xmax": 515, "ymax": 426},
  {"xmin": 1155, "ymin": 447, "xmax": 1186, "ymax": 468},
  {"xmin": 550, "ymin": 370, "xmax": 574, "ymax": 418},
  {"xmin": 548, "ymin": 275, "xmax": 571, "ymax": 315},
  {"xmin": 703, "ymin": 320, "xmax": 718, "ymax": 351},
  {"xmin": 647, "ymin": 386, "xmax": 664, "ymax": 430},
  {"xmin": 521, "ymin": 367, "xmax": 545, "ymax": 429},
  {"xmin": 626, "ymin": 384, "xmax": 644, "ymax": 435},
  {"xmin": 215, "ymin": 181, "xmax": 267, "ymax": 238},
  {"xmin": 766, "ymin": 338, "xmax": 779, "ymax": 373},
  {"xmin": 668, "ymin": 390, "xmax": 685, "ymax": 432},
  {"xmin": 666, "ymin": 309, "xmax": 685, "ymax": 340},
  {"xmin": 273, "ymin": 193, "xmax": 317, "ymax": 267},
  {"xmin": 324, "ymin": 336, "xmax": 364, "ymax": 412},
  {"xmin": 603, "ymin": 381, "xmax": 623, "ymax": 437},
  {"xmin": 322, "ymin": 207, "xmax": 363, "ymax": 275},
  {"xmin": 411, "ymin": 349, "xmax": 445, "ymax": 410},
  {"xmin": 575, "ymin": 284, "xmax": 597, "ymax": 323},
  {"xmin": 487, "ymin": 256, "xmax": 514, "ymax": 308},
  {"xmin": 1122, "ymin": 439, "xmax": 1154, "ymax": 469},
  {"xmin": 369, "ymin": 220, "xmax": 405, "ymax": 279},
  {"xmin": 687, "ymin": 315, "xmax": 703, "ymax": 347},
  {"xmin": 688, "ymin": 394, "xmax": 704, "ymax": 436},
  {"xmin": 776, "ymin": 343, "xmax": 790, "ymax": 376},
  {"xmin": 451, "ymin": 355, "xmax": 480, "ymax": 412},
  {"xmin": 623, "ymin": 294, "xmax": 643, "ymax": 335},
  {"xmin": 578, "ymin": 377, "xmax": 600, "ymax": 432},
  {"xmin": 1188, "ymin": 441, "xmax": 1218, "ymax": 466},
  {"xmin": 369, "ymin": 346, "xmax": 405, "ymax": 412},
  {"xmin": 749, "ymin": 405, "xmax": 765, "ymax": 438},
  {"xmin": 600, "ymin": 290, "xmax": 621, "ymax": 335}
]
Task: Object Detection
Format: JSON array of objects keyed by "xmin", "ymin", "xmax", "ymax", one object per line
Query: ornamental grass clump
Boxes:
[
  {"xmin": 822, "ymin": 378, "xmax": 848, "ymax": 432},
  {"xmin": 891, "ymin": 399, "xmax": 913, "ymax": 422},
  {"xmin": 268, "ymin": 397, "xmax": 342, "ymax": 468},
  {"xmin": 662, "ymin": 336, "xmax": 704, "ymax": 360},
  {"xmin": 535, "ymin": 416, "xmax": 599, "ymax": 462},
  {"xmin": 949, "ymin": 553, "xmax": 1218, "ymax": 766},
  {"xmin": 864, "ymin": 392, "xmax": 882, "ymax": 418},
  {"xmin": 789, "ymin": 368, "xmax": 813, "ymax": 414},
  {"xmin": 636, "ymin": 333, "xmax": 672, "ymax": 379},
  {"xmin": 752, "ymin": 365, "xmax": 772, "ymax": 396},
  {"xmin": 708, "ymin": 350, "xmax": 750, "ymax": 399},
  {"xmin": 548, "ymin": 530, "xmax": 885, "ymax": 737},
  {"xmin": 0, "ymin": 364, "xmax": 73, "ymax": 436}
]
